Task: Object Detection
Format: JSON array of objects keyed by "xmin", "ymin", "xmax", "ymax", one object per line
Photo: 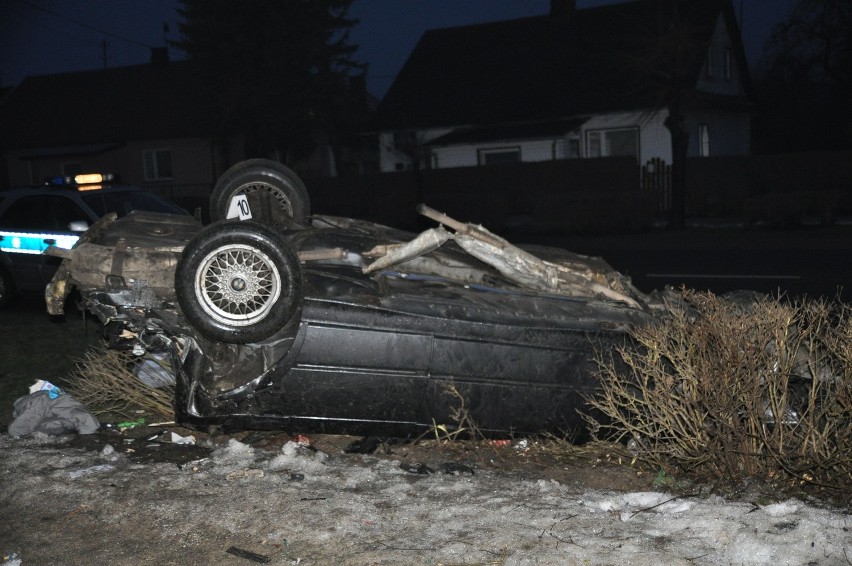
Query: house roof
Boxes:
[
  {"xmin": 0, "ymin": 61, "xmax": 216, "ymax": 149},
  {"xmin": 373, "ymin": 0, "xmax": 749, "ymax": 131},
  {"xmin": 425, "ymin": 118, "xmax": 588, "ymax": 146}
]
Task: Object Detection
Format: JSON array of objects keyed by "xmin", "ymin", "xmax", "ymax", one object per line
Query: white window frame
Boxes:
[
  {"xmin": 143, "ymin": 149, "xmax": 173, "ymax": 181},
  {"xmin": 698, "ymin": 123, "xmax": 711, "ymax": 157}
]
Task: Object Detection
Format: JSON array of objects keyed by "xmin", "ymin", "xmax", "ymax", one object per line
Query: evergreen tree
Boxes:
[{"xmin": 175, "ymin": 0, "xmax": 365, "ymax": 166}]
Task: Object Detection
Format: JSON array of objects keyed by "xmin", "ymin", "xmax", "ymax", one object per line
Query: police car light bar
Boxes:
[
  {"xmin": 74, "ymin": 173, "xmax": 114, "ymax": 184},
  {"xmin": 43, "ymin": 173, "xmax": 116, "ymax": 187}
]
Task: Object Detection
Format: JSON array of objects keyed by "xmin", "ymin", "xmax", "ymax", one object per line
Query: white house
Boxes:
[{"xmin": 372, "ymin": 0, "xmax": 752, "ymax": 173}]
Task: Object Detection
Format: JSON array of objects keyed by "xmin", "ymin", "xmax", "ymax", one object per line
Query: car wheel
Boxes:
[
  {"xmin": 210, "ymin": 159, "xmax": 311, "ymax": 226},
  {"xmin": 0, "ymin": 262, "xmax": 15, "ymax": 309},
  {"xmin": 175, "ymin": 221, "xmax": 302, "ymax": 344}
]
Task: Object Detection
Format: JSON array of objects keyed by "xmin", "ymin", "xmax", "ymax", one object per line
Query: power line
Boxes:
[{"xmin": 14, "ymin": 0, "xmax": 154, "ymax": 49}]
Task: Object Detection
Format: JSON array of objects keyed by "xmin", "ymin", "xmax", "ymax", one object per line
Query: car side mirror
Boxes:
[{"xmin": 68, "ymin": 220, "xmax": 90, "ymax": 232}]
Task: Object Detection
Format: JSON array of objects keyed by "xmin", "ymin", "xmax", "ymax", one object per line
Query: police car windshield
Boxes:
[{"xmin": 81, "ymin": 190, "xmax": 186, "ymax": 218}]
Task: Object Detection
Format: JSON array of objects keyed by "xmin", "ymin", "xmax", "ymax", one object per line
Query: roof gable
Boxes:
[
  {"xmin": 0, "ymin": 61, "xmax": 215, "ymax": 149},
  {"xmin": 373, "ymin": 0, "xmax": 745, "ymax": 131}
]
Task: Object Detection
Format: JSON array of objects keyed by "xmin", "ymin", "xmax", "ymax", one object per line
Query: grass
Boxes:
[{"xmin": 0, "ymin": 291, "xmax": 101, "ymax": 428}]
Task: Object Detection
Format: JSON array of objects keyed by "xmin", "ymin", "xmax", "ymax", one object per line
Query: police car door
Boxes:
[{"xmin": 0, "ymin": 194, "xmax": 89, "ymax": 291}]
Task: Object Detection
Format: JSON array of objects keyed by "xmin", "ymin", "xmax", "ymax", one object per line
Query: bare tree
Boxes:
[
  {"xmin": 766, "ymin": 0, "xmax": 852, "ymax": 95},
  {"xmin": 754, "ymin": 0, "xmax": 851, "ymax": 152},
  {"xmin": 617, "ymin": 0, "xmax": 741, "ymax": 228}
]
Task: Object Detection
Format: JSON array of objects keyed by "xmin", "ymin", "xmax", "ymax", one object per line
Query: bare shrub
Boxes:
[
  {"xmin": 587, "ymin": 289, "xmax": 852, "ymax": 490},
  {"xmin": 62, "ymin": 345, "xmax": 175, "ymax": 420}
]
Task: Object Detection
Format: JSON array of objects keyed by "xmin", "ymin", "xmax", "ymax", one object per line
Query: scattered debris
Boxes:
[
  {"xmin": 169, "ymin": 431, "xmax": 196, "ymax": 445},
  {"xmin": 225, "ymin": 546, "xmax": 271, "ymax": 564},
  {"xmin": 400, "ymin": 462, "xmax": 434, "ymax": 475},
  {"xmin": 114, "ymin": 418, "xmax": 145, "ymax": 431},
  {"xmin": 28, "ymin": 379, "xmax": 62, "ymax": 399},
  {"xmin": 345, "ymin": 436, "xmax": 381, "ymax": 454},
  {"xmin": 292, "ymin": 434, "xmax": 311, "ymax": 446},
  {"xmin": 442, "ymin": 462, "xmax": 475, "ymax": 476},
  {"xmin": 226, "ymin": 468, "xmax": 265, "ymax": 480},
  {"xmin": 9, "ymin": 390, "xmax": 99, "ymax": 436},
  {"xmin": 179, "ymin": 458, "xmax": 211, "ymax": 472}
]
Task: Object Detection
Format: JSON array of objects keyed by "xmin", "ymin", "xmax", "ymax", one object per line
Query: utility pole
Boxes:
[{"xmin": 101, "ymin": 39, "xmax": 110, "ymax": 69}]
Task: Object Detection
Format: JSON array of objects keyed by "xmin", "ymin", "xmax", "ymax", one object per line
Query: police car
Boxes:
[{"xmin": 0, "ymin": 173, "xmax": 187, "ymax": 308}]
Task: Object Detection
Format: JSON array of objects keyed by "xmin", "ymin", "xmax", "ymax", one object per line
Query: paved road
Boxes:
[{"xmin": 525, "ymin": 223, "xmax": 852, "ymax": 300}]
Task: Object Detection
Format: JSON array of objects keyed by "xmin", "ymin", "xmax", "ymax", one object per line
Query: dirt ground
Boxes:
[
  {"xmin": 2, "ymin": 290, "xmax": 848, "ymax": 565},
  {"xmin": 0, "ymin": 292, "xmax": 673, "ymax": 565}
]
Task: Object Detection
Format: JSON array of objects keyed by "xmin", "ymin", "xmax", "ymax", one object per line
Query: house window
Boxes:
[
  {"xmin": 567, "ymin": 137, "xmax": 580, "ymax": 159},
  {"xmin": 724, "ymin": 48, "xmax": 732, "ymax": 81},
  {"xmin": 143, "ymin": 149, "xmax": 173, "ymax": 181},
  {"xmin": 698, "ymin": 124, "xmax": 710, "ymax": 157},
  {"xmin": 478, "ymin": 147, "xmax": 521, "ymax": 165},
  {"xmin": 585, "ymin": 128, "xmax": 639, "ymax": 160},
  {"xmin": 706, "ymin": 45, "xmax": 714, "ymax": 78}
]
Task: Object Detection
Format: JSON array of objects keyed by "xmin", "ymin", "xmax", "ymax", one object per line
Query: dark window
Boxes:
[
  {"xmin": 144, "ymin": 149, "xmax": 173, "ymax": 181},
  {"xmin": 706, "ymin": 45, "xmax": 714, "ymax": 78},
  {"xmin": 724, "ymin": 48, "xmax": 732, "ymax": 81},
  {"xmin": 0, "ymin": 195, "xmax": 90, "ymax": 232},
  {"xmin": 81, "ymin": 191, "xmax": 184, "ymax": 218},
  {"xmin": 478, "ymin": 147, "xmax": 521, "ymax": 165},
  {"xmin": 586, "ymin": 128, "xmax": 639, "ymax": 160}
]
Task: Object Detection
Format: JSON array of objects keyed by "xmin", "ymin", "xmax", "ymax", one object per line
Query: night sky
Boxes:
[{"xmin": 1, "ymin": 0, "xmax": 799, "ymax": 96}]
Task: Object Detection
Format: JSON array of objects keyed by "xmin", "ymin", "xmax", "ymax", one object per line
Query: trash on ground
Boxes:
[
  {"xmin": 132, "ymin": 352, "xmax": 175, "ymax": 388},
  {"xmin": 112, "ymin": 418, "xmax": 145, "ymax": 430},
  {"xmin": 8, "ymin": 391, "xmax": 99, "ymax": 436},
  {"xmin": 169, "ymin": 431, "xmax": 196, "ymax": 445},
  {"xmin": 442, "ymin": 462, "xmax": 475, "ymax": 476},
  {"xmin": 28, "ymin": 379, "xmax": 62, "ymax": 399},
  {"xmin": 400, "ymin": 462, "xmax": 434, "ymax": 475},
  {"xmin": 225, "ymin": 546, "xmax": 271, "ymax": 564}
]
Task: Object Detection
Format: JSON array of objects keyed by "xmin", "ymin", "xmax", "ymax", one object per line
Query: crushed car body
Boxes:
[{"xmin": 45, "ymin": 159, "xmax": 664, "ymax": 438}]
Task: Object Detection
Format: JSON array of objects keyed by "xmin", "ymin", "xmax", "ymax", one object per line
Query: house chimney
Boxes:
[{"xmin": 550, "ymin": 0, "xmax": 576, "ymax": 18}]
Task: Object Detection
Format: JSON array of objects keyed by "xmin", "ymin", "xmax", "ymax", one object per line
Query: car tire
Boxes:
[
  {"xmin": 210, "ymin": 159, "xmax": 311, "ymax": 226},
  {"xmin": 0, "ymin": 261, "xmax": 15, "ymax": 309},
  {"xmin": 175, "ymin": 221, "xmax": 302, "ymax": 344}
]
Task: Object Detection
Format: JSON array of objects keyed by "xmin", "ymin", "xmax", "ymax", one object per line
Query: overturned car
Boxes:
[{"xmin": 46, "ymin": 159, "xmax": 664, "ymax": 438}]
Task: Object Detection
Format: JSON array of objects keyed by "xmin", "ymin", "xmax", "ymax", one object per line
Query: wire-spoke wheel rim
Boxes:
[
  {"xmin": 238, "ymin": 181, "xmax": 294, "ymax": 217},
  {"xmin": 195, "ymin": 243, "xmax": 282, "ymax": 327}
]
